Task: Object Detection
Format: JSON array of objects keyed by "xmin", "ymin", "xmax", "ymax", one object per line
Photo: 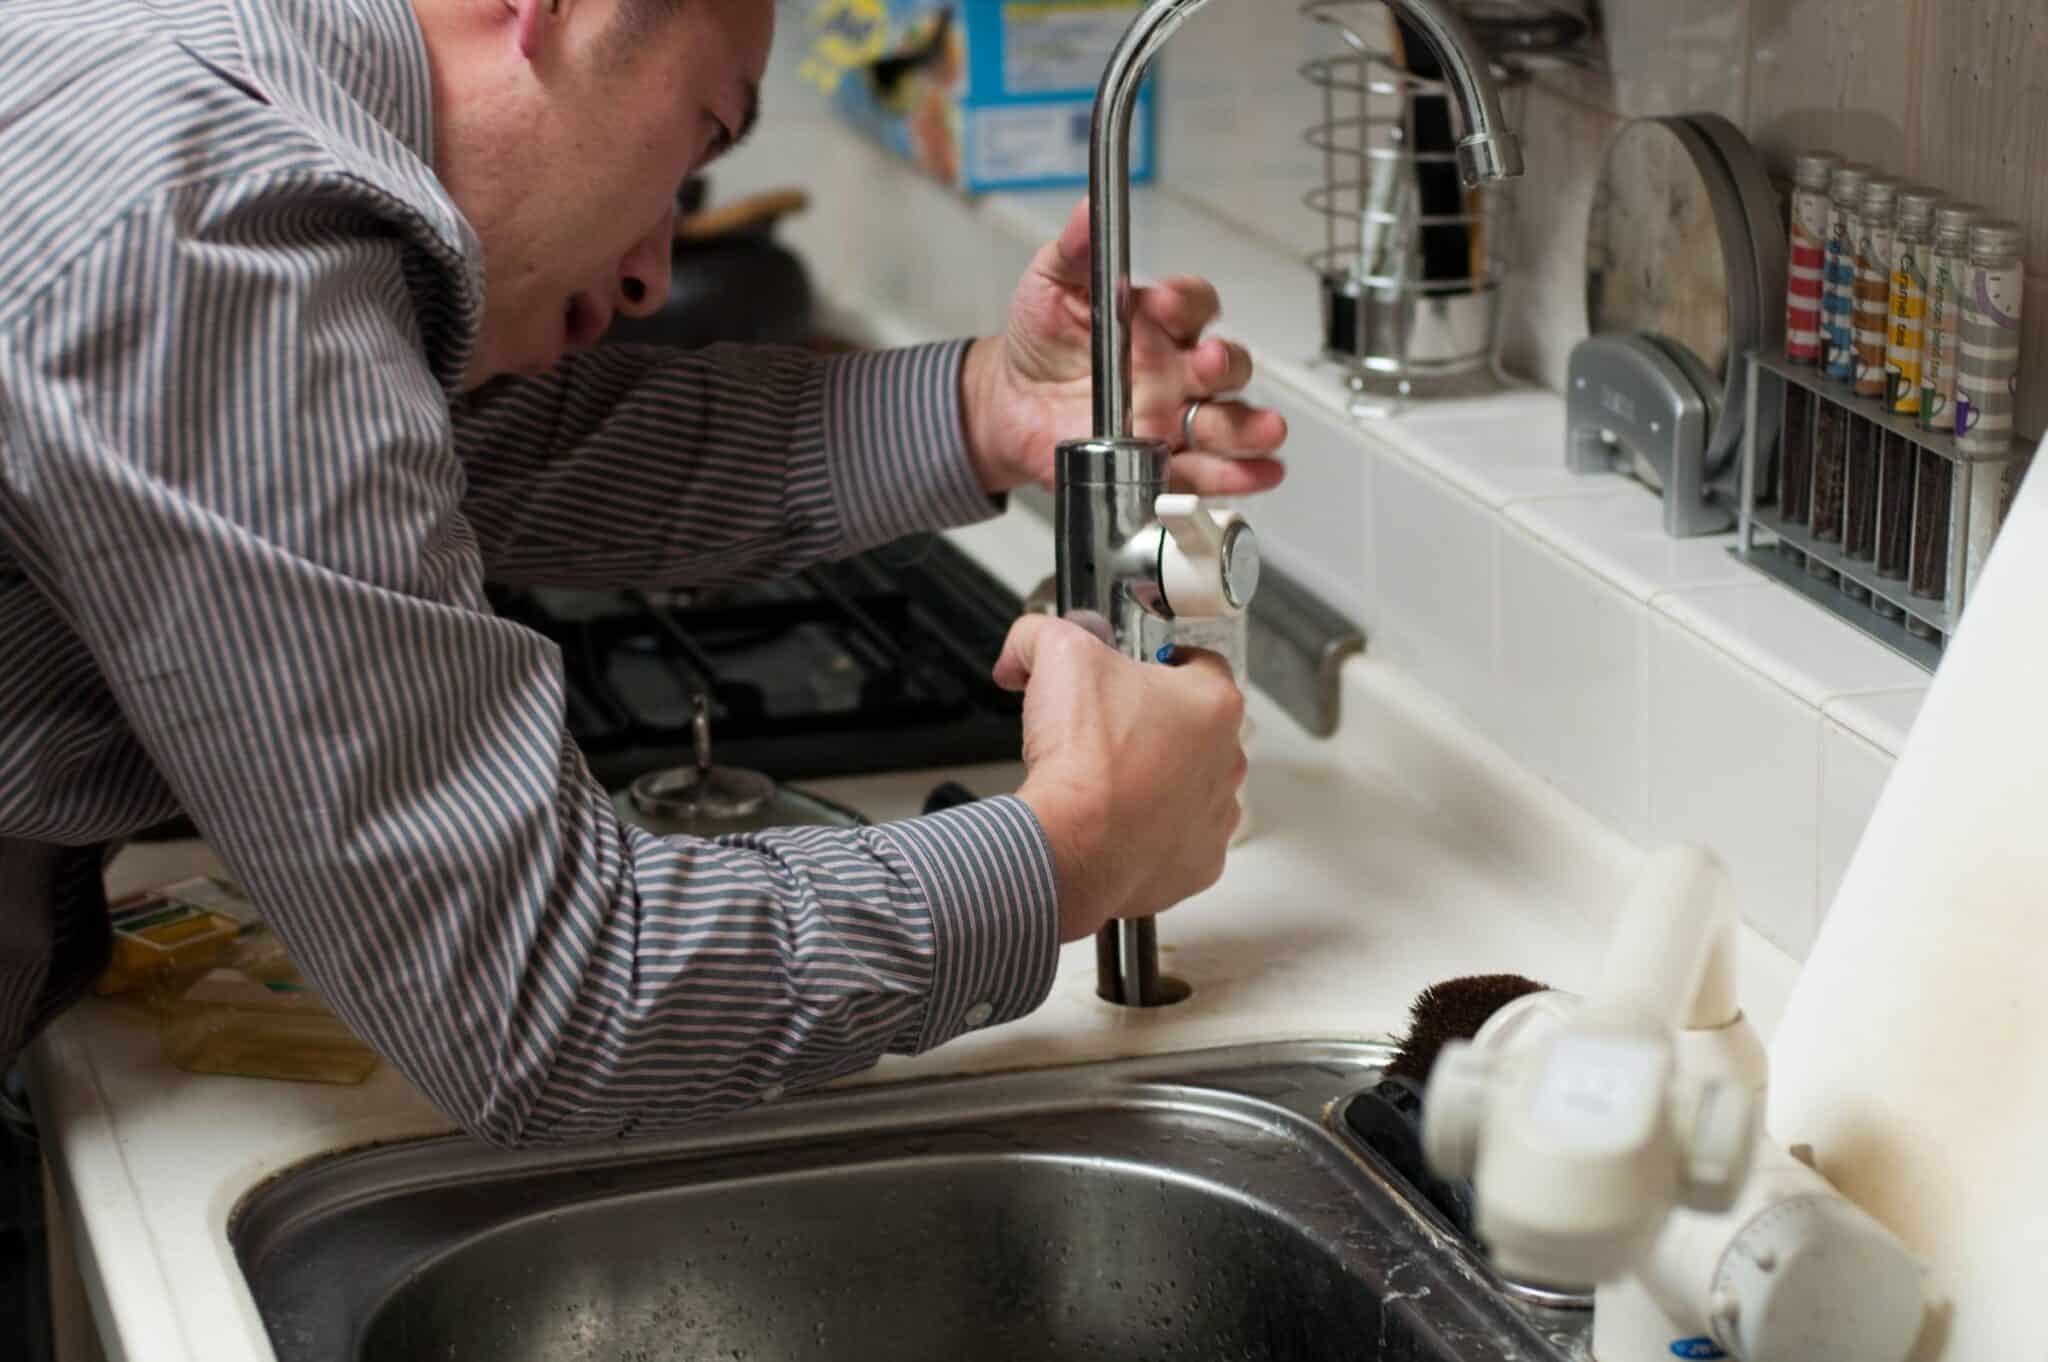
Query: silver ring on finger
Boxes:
[{"xmin": 1179, "ymin": 398, "xmax": 1207, "ymax": 452}]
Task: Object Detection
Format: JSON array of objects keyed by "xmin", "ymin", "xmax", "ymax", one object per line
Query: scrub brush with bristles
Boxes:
[
  {"xmin": 1347, "ymin": 973, "xmax": 1552, "ymax": 1242},
  {"xmin": 1384, "ymin": 973, "xmax": 1550, "ymax": 1085}
]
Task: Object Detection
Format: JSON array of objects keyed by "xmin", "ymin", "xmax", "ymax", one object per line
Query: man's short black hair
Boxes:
[{"xmin": 609, "ymin": 0, "xmax": 688, "ymax": 58}]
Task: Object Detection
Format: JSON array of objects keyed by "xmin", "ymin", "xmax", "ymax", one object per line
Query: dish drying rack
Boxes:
[{"xmin": 1300, "ymin": 0, "xmax": 1526, "ymax": 416}]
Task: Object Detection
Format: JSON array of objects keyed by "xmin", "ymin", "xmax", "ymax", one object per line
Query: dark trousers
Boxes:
[{"xmin": 1, "ymin": 1071, "xmax": 53, "ymax": 1362}]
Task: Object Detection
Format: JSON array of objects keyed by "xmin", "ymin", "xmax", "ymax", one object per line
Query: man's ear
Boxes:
[{"xmin": 510, "ymin": 0, "xmax": 563, "ymax": 61}]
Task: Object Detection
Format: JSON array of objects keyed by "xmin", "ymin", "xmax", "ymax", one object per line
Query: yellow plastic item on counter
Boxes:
[
  {"xmin": 160, "ymin": 943, "xmax": 379, "ymax": 1086},
  {"xmin": 96, "ymin": 876, "xmax": 255, "ymax": 999}
]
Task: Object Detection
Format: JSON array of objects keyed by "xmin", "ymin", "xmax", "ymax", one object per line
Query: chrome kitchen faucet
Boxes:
[{"xmin": 1062, "ymin": 0, "xmax": 1523, "ymax": 1007}]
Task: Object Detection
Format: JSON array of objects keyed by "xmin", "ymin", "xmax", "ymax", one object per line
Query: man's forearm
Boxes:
[{"xmin": 455, "ymin": 340, "xmax": 1006, "ymax": 589}]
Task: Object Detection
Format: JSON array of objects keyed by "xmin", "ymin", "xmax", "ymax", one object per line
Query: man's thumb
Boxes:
[{"xmin": 994, "ymin": 613, "xmax": 1100, "ymax": 692}]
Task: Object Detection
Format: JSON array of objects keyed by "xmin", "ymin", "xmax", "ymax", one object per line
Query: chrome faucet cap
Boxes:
[{"xmin": 1458, "ymin": 130, "xmax": 1524, "ymax": 186}]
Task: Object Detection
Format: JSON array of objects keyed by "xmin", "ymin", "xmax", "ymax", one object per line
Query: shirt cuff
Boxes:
[
  {"xmin": 873, "ymin": 795, "xmax": 1060, "ymax": 1053},
  {"xmin": 821, "ymin": 340, "xmax": 1000, "ymax": 551}
]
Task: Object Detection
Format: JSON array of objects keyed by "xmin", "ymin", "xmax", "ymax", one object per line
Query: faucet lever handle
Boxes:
[{"xmin": 1154, "ymin": 494, "xmax": 1260, "ymax": 619}]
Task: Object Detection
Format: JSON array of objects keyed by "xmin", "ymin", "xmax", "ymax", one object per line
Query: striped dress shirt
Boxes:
[{"xmin": 0, "ymin": 0, "xmax": 1059, "ymax": 1144}]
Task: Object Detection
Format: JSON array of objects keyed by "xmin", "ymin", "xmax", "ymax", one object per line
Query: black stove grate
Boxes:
[{"xmin": 487, "ymin": 535, "xmax": 1027, "ymax": 790}]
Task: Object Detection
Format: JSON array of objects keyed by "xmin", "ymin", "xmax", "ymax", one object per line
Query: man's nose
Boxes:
[{"xmin": 616, "ymin": 209, "xmax": 675, "ymax": 319}]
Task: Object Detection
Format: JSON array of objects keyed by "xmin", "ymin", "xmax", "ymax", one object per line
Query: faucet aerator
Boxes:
[{"xmin": 1457, "ymin": 132, "xmax": 1525, "ymax": 186}]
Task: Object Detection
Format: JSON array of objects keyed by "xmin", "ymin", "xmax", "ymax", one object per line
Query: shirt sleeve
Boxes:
[
  {"xmin": 452, "ymin": 338, "xmax": 1001, "ymax": 588},
  {"xmin": 0, "ymin": 188, "xmax": 1059, "ymax": 1145}
]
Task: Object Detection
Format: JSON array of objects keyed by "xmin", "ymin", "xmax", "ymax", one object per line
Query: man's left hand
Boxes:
[{"xmin": 961, "ymin": 199, "xmax": 1288, "ymax": 498}]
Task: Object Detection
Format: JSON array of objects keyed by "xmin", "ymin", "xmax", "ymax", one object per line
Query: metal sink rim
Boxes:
[{"xmin": 229, "ymin": 1039, "xmax": 1586, "ymax": 1362}]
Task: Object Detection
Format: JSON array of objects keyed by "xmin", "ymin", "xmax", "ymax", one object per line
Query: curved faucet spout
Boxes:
[
  {"xmin": 1064, "ymin": 0, "xmax": 1522, "ymax": 1008},
  {"xmin": 1083, "ymin": 0, "xmax": 1524, "ymax": 440}
]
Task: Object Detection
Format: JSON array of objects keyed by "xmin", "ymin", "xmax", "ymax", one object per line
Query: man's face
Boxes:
[{"xmin": 436, "ymin": 0, "xmax": 772, "ymax": 386}]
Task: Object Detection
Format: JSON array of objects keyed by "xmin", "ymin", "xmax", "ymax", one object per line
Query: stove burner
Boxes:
[{"xmin": 487, "ymin": 535, "xmax": 1027, "ymax": 790}]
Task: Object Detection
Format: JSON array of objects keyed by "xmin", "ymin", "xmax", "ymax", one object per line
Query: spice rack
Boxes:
[{"xmin": 1734, "ymin": 351, "xmax": 2023, "ymax": 671}]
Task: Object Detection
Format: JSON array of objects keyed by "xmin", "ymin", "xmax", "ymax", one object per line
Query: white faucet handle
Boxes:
[
  {"xmin": 1154, "ymin": 493, "xmax": 1259, "ymax": 619},
  {"xmin": 1673, "ymin": 1072, "xmax": 1757, "ymax": 1213},
  {"xmin": 1419, "ymin": 1040, "xmax": 1494, "ymax": 1180}
]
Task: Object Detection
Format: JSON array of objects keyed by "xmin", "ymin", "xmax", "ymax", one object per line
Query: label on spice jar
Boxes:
[
  {"xmin": 1956, "ymin": 263, "xmax": 2023, "ymax": 453},
  {"xmin": 1823, "ymin": 208, "xmax": 1859, "ymax": 380},
  {"xmin": 1921, "ymin": 248, "xmax": 1968, "ymax": 430},
  {"xmin": 1887, "ymin": 240, "xmax": 1928, "ymax": 413},
  {"xmin": 1787, "ymin": 189, "xmax": 1831, "ymax": 363},
  {"xmin": 1855, "ymin": 224, "xmax": 1896, "ymax": 397}
]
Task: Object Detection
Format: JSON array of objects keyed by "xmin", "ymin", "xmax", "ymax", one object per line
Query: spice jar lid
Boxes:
[
  {"xmin": 1968, "ymin": 220, "xmax": 2025, "ymax": 257},
  {"xmin": 1794, "ymin": 151, "xmax": 1839, "ymax": 189},
  {"xmin": 1897, "ymin": 187, "xmax": 1943, "ymax": 227},
  {"xmin": 1859, "ymin": 178, "xmax": 1899, "ymax": 216},
  {"xmin": 1829, "ymin": 164, "xmax": 1869, "ymax": 202},
  {"xmin": 1935, "ymin": 203, "xmax": 1980, "ymax": 237}
]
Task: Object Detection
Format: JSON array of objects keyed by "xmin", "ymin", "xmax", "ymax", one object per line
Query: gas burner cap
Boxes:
[
  {"xmin": 627, "ymin": 692, "xmax": 777, "ymax": 822},
  {"xmin": 630, "ymin": 762, "xmax": 776, "ymax": 822}
]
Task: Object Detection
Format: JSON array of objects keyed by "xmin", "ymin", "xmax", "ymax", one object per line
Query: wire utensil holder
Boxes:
[{"xmin": 1300, "ymin": 0, "xmax": 1523, "ymax": 415}]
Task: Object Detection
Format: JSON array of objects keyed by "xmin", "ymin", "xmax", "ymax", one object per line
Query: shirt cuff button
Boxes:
[{"xmin": 962, "ymin": 1001, "xmax": 994, "ymax": 1029}]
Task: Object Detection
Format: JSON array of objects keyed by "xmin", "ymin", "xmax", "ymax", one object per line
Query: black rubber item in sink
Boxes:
[{"xmin": 1343, "ymin": 1074, "xmax": 1478, "ymax": 1240}]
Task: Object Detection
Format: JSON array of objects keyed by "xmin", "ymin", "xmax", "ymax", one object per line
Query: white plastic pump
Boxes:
[
  {"xmin": 1422, "ymin": 847, "xmax": 1928, "ymax": 1362},
  {"xmin": 1423, "ymin": 848, "xmax": 1760, "ymax": 1287}
]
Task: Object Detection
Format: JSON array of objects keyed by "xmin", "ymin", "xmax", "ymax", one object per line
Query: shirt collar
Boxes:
[{"xmin": 227, "ymin": 0, "xmax": 439, "ymax": 168}]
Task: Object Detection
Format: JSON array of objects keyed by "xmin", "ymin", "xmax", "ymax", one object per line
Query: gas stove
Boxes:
[{"xmin": 484, "ymin": 535, "xmax": 1027, "ymax": 792}]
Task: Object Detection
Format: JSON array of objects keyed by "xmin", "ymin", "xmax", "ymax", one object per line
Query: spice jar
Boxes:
[
  {"xmin": 1886, "ymin": 188, "xmax": 1941, "ymax": 415},
  {"xmin": 1853, "ymin": 178, "xmax": 1899, "ymax": 400},
  {"xmin": 1907, "ymin": 441, "xmax": 1952, "ymax": 629},
  {"xmin": 1919, "ymin": 204, "xmax": 1978, "ymax": 432},
  {"xmin": 1956, "ymin": 219, "xmax": 2024, "ymax": 456},
  {"xmin": 1872, "ymin": 429, "xmax": 1915, "ymax": 620},
  {"xmin": 1786, "ymin": 152, "xmax": 1837, "ymax": 367},
  {"xmin": 1777, "ymin": 152, "xmax": 1838, "ymax": 536},
  {"xmin": 1821, "ymin": 164, "xmax": 1869, "ymax": 383},
  {"xmin": 1840, "ymin": 412, "xmax": 1879, "ymax": 603}
]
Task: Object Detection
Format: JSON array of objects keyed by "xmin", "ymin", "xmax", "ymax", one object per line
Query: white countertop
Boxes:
[{"xmin": 28, "ymin": 498, "xmax": 1801, "ymax": 1362}]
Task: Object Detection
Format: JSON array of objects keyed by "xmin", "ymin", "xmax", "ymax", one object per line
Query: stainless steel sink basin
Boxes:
[{"xmin": 231, "ymin": 1041, "xmax": 1586, "ymax": 1361}]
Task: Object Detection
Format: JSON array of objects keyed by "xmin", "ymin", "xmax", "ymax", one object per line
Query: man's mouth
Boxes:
[{"xmin": 564, "ymin": 293, "xmax": 613, "ymax": 349}]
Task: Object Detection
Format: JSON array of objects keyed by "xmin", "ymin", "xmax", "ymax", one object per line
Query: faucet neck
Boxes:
[
  {"xmin": 1086, "ymin": 0, "xmax": 1209, "ymax": 440},
  {"xmin": 1082, "ymin": 0, "xmax": 1524, "ymax": 442}
]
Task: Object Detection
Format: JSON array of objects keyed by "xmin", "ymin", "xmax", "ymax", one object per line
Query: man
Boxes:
[{"xmin": 0, "ymin": 0, "xmax": 1287, "ymax": 1146}]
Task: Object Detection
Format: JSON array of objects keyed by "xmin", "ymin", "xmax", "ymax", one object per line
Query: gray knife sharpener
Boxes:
[{"xmin": 1566, "ymin": 333, "xmax": 1735, "ymax": 538}]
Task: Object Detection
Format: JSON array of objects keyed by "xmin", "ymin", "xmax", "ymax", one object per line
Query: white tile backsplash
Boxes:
[
  {"xmin": 1241, "ymin": 374, "xmax": 1379, "ymax": 634},
  {"xmin": 1498, "ymin": 524, "xmax": 1650, "ymax": 840},
  {"xmin": 1654, "ymin": 582, "xmax": 1931, "ymax": 709},
  {"xmin": 1507, "ymin": 491, "xmax": 1759, "ymax": 604},
  {"xmin": 1370, "ymin": 452, "xmax": 1502, "ymax": 739},
  {"xmin": 1822, "ymin": 686, "xmax": 1931, "ymax": 758},
  {"xmin": 1385, "ymin": 391, "xmax": 1596, "ymax": 509},
  {"xmin": 1817, "ymin": 719, "xmax": 1893, "ymax": 925},
  {"xmin": 1648, "ymin": 612, "xmax": 1823, "ymax": 959}
]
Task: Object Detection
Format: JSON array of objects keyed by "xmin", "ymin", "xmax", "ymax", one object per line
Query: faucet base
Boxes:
[{"xmin": 1095, "ymin": 918, "xmax": 1191, "ymax": 1007}]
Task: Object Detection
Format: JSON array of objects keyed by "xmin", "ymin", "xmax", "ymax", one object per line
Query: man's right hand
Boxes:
[{"xmin": 995, "ymin": 615, "xmax": 1247, "ymax": 943}]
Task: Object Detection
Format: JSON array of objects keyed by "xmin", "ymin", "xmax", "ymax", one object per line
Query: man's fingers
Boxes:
[
  {"xmin": 1029, "ymin": 197, "xmax": 1093, "ymax": 292},
  {"xmin": 1189, "ymin": 337, "xmax": 1255, "ymax": 394},
  {"xmin": 994, "ymin": 613, "xmax": 1056, "ymax": 691},
  {"xmin": 1166, "ymin": 451, "xmax": 1288, "ymax": 498},
  {"xmin": 1135, "ymin": 277, "xmax": 1222, "ymax": 345},
  {"xmin": 1180, "ymin": 399, "xmax": 1287, "ymax": 457},
  {"xmin": 994, "ymin": 612, "xmax": 1100, "ymax": 691}
]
